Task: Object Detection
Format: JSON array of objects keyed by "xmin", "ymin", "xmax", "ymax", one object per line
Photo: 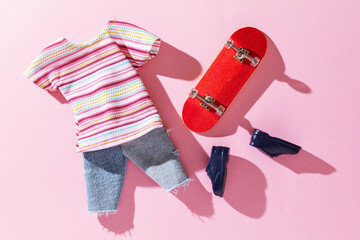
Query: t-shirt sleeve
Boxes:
[
  {"xmin": 23, "ymin": 44, "xmax": 61, "ymax": 92},
  {"xmin": 108, "ymin": 21, "xmax": 161, "ymax": 68}
]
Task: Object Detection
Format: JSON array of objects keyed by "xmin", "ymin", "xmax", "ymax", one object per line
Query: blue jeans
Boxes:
[{"xmin": 82, "ymin": 127, "xmax": 190, "ymax": 213}]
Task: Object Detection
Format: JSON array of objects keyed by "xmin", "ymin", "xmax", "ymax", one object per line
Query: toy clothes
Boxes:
[
  {"xmin": 24, "ymin": 20, "xmax": 163, "ymax": 152},
  {"xmin": 24, "ymin": 20, "xmax": 191, "ymax": 213},
  {"xmin": 83, "ymin": 127, "xmax": 190, "ymax": 213}
]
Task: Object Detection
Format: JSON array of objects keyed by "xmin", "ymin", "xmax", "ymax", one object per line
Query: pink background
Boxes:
[{"xmin": 0, "ymin": 0, "xmax": 359, "ymax": 239}]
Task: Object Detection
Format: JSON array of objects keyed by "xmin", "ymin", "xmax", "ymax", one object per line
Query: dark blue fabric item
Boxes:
[
  {"xmin": 206, "ymin": 146, "xmax": 230, "ymax": 197},
  {"xmin": 250, "ymin": 129, "xmax": 301, "ymax": 158}
]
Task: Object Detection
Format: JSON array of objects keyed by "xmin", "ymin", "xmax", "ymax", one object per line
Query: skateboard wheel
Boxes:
[
  {"xmin": 250, "ymin": 57, "xmax": 260, "ymax": 67},
  {"xmin": 224, "ymin": 39, "xmax": 233, "ymax": 49},
  {"xmin": 189, "ymin": 88, "xmax": 198, "ymax": 98},
  {"xmin": 216, "ymin": 105, "xmax": 225, "ymax": 116}
]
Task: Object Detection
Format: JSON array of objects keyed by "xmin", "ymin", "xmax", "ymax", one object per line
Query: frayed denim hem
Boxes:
[
  {"xmin": 168, "ymin": 178, "xmax": 193, "ymax": 195},
  {"xmin": 87, "ymin": 209, "xmax": 118, "ymax": 216}
]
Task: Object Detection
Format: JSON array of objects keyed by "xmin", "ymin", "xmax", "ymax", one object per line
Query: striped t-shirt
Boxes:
[{"xmin": 24, "ymin": 20, "xmax": 163, "ymax": 152}]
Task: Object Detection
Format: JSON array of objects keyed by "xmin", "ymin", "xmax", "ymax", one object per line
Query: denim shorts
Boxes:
[{"xmin": 82, "ymin": 127, "xmax": 190, "ymax": 214}]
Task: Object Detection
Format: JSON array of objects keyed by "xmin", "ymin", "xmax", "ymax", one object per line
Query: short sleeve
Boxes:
[
  {"xmin": 108, "ymin": 21, "xmax": 161, "ymax": 68},
  {"xmin": 24, "ymin": 42, "xmax": 61, "ymax": 92}
]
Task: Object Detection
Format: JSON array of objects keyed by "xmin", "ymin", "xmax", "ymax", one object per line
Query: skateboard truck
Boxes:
[
  {"xmin": 189, "ymin": 88, "xmax": 225, "ymax": 116},
  {"xmin": 225, "ymin": 39, "xmax": 260, "ymax": 67}
]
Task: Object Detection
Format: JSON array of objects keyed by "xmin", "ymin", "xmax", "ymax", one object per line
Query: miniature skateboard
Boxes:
[{"xmin": 182, "ymin": 27, "xmax": 267, "ymax": 132}]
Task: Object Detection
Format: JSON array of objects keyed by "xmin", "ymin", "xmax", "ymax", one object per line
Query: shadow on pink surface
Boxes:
[
  {"xmin": 97, "ymin": 42, "xmax": 217, "ymax": 235},
  {"xmin": 223, "ymin": 155, "xmax": 267, "ymax": 218},
  {"xmin": 271, "ymin": 149, "xmax": 336, "ymax": 174},
  {"xmin": 97, "ymin": 163, "xmax": 214, "ymax": 235}
]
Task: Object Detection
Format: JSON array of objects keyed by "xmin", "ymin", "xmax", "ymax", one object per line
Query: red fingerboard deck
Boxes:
[{"xmin": 182, "ymin": 27, "xmax": 267, "ymax": 132}]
